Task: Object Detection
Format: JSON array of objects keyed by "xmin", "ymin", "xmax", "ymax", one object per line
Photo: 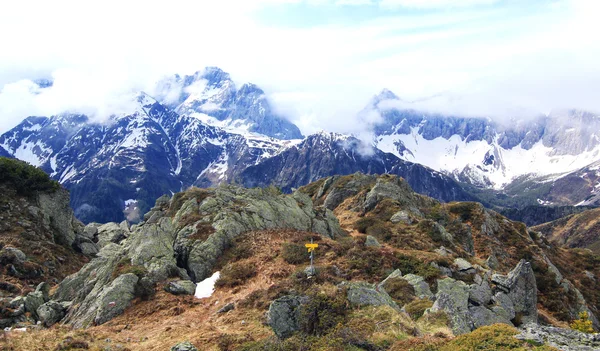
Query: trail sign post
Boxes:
[{"xmin": 305, "ymin": 239, "xmax": 318, "ymax": 275}]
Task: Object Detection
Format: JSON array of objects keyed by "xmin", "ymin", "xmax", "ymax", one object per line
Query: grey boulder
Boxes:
[{"xmin": 164, "ymin": 280, "xmax": 196, "ymax": 296}]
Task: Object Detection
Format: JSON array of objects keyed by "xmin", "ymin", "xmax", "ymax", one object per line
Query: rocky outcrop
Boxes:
[
  {"xmin": 516, "ymin": 323, "xmax": 600, "ymax": 351},
  {"xmin": 492, "ymin": 260, "xmax": 538, "ymax": 325},
  {"xmin": 341, "ymin": 281, "xmax": 398, "ymax": 309},
  {"xmin": 182, "ymin": 186, "xmax": 344, "ymax": 281},
  {"xmin": 425, "ymin": 260, "xmax": 539, "ymax": 335},
  {"xmin": 403, "ymin": 274, "xmax": 434, "ymax": 300},
  {"xmin": 37, "ymin": 301, "xmax": 67, "ymax": 327},
  {"xmin": 428, "ymin": 278, "xmax": 472, "ymax": 335},
  {"xmin": 42, "ymin": 185, "xmax": 343, "ymax": 328},
  {"xmin": 267, "ymin": 295, "xmax": 309, "ymax": 339}
]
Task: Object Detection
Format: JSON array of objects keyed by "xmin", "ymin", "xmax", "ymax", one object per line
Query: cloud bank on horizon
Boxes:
[{"xmin": 0, "ymin": 0, "xmax": 598, "ymax": 135}]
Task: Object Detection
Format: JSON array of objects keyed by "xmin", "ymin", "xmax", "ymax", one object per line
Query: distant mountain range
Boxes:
[{"xmin": 1, "ymin": 67, "xmax": 599, "ymax": 223}]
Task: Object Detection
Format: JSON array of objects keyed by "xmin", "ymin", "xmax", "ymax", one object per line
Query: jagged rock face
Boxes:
[
  {"xmin": 426, "ymin": 260, "xmax": 539, "ymax": 335},
  {"xmin": 0, "ymin": 146, "xmax": 12, "ymax": 158},
  {"xmin": 46, "ymin": 184, "xmax": 343, "ymax": 327},
  {"xmin": 516, "ymin": 324, "xmax": 600, "ymax": 351},
  {"xmin": 0, "ymin": 179, "xmax": 89, "ymax": 313},
  {"xmin": 492, "ymin": 260, "xmax": 538, "ymax": 325}
]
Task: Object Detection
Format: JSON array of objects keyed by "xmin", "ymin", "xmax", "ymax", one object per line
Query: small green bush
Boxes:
[
  {"xmin": 382, "ymin": 277, "xmax": 415, "ymax": 306},
  {"xmin": 0, "ymin": 157, "xmax": 59, "ymax": 196},
  {"xmin": 112, "ymin": 258, "xmax": 148, "ymax": 279},
  {"xmin": 571, "ymin": 311, "xmax": 595, "ymax": 333},
  {"xmin": 299, "ymin": 293, "xmax": 349, "ymax": 336},
  {"xmin": 282, "ymin": 243, "xmax": 309, "ymax": 264},
  {"xmin": 405, "ymin": 298, "xmax": 433, "ymax": 320},
  {"xmin": 366, "ymin": 223, "xmax": 392, "ymax": 241},
  {"xmin": 447, "ymin": 202, "xmax": 478, "ymax": 222},
  {"xmin": 354, "ymin": 217, "xmax": 380, "ymax": 234},
  {"xmin": 395, "ymin": 254, "xmax": 440, "ymax": 283},
  {"xmin": 215, "ymin": 262, "xmax": 257, "ymax": 288}
]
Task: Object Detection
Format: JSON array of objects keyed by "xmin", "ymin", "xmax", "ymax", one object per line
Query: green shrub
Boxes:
[
  {"xmin": 395, "ymin": 254, "xmax": 440, "ymax": 283},
  {"xmin": 366, "ymin": 223, "xmax": 392, "ymax": 241},
  {"xmin": 405, "ymin": 298, "xmax": 433, "ymax": 320},
  {"xmin": 354, "ymin": 217, "xmax": 380, "ymax": 234},
  {"xmin": 112, "ymin": 258, "xmax": 147, "ymax": 279},
  {"xmin": 282, "ymin": 243, "xmax": 309, "ymax": 264},
  {"xmin": 299, "ymin": 293, "xmax": 349, "ymax": 336},
  {"xmin": 437, "ymin": 323, "xmax": 557, "ymax": 351},
  {"xmin": 571, "ymin": 311, "xmax": 595, "ymax": 333},
  {"xmin": 447, "ymin": 202, "xmax": 478, "ymax": 222},
  {"xmin": 0, "ymin": 157, "xmax": 59, "ymax": 196},
  {"xmin": 215, "ymin": 262, "xmax": 257, "ymax": 288},
  {"xmin": 382, "ymin": 277, "xmax": 415, "ymax": 306}
]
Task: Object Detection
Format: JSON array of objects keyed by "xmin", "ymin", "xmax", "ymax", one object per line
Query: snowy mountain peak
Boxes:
[
  {"xmin": 154, "ymin": 67, "xmax": 302, "ymax": 140},
  {"xmin": 367, "ymin": 90, "xmax": 600, "ymax": 189},
  {"xmin": 198, "ymin": 66, "xmax": 232, "ymax": 88},
  {"xmin": 374, "ymin": 88, "xmax": 399, "ymax": 102}
]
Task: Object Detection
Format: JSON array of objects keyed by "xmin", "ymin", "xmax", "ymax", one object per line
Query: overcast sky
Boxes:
[{"xmin": 0, "ymin": 0, "xmax": 599, "ymax": 135}]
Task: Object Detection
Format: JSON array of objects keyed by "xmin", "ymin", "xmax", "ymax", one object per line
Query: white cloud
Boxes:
[
  {"xmin": 335, "ymin": 0, "xmax": 374, "ymax": 5},
  {"xmin": 0, "ymin": 0, "xmax": 599, "ymax": 137},
  {"xmin": 379, "ymin": 0, "xmax": 499, "ymax": 9}
]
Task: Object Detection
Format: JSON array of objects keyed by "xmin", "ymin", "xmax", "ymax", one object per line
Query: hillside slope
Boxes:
[
  {"xmin": 3, "ymin": 174, "xmax": 600, "ymax": 350},
  {"xmin": 533, "ymin": 207, "xmax": 600, "ymax": 254}
]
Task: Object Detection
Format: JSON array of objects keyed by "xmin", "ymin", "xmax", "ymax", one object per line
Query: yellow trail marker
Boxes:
[
  {"xmin": 305, "ymin": 243, "xmax": 318, "ymax": 253},
  {"xmin": 305, "ymin": 240, "xmax": 318, "ymax": 276}
]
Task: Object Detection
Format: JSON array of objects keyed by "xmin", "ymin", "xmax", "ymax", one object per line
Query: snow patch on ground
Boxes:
[{"xmin": 195, "ymin": 271, "xmax": 220, "ymax": 299}]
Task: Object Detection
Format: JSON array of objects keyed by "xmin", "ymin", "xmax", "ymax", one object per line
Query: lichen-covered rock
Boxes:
[
  {"xmin": 469, "ymin": 279, "xmax": 492, "ymax": 306},
  {"xmin": 427, "ymin": 277, "xmax": 470, "ymax": 335},
  {"xmin": 454, "ymin": 258, "xmax": 475, "ymax": 273},
  {"xmin": 37, "ymin": 301, "xmax": 66, "ymax": 327},
  {"xmin": 24, "ymin": 290, "xmax": 45, "ymax": 319},
  {"xmin": 341, "ymin": 281, "xmax": 398, "ymax": 309},
  {"xmin": 267, "ymin": 295, "xmax": 309, "ymax": 339},
  {"xmin": 363, "ymin": 177, "xmax": 422, "ymax": 213},
  {"xmin": 184, "ymin": 185, "xmax": 344, "ymax": 281},
  {"xmin": 37, "ymin": 188, "xmax": 78, "ymax": 247},
  {"xmin": 164, "ymin": 280, "xmax": 196, "ymax": 296},
  {"xmin": 73, "ymin": 236, "xmax": 99, "ymax": 256},
  {"xmin": 516, "ymin": 323, "xmax": 600, "ymax": 351},
  {"xmin": 500, "ymin": 260, "xmax": 538, "ymax": 325},
  {"xmin": 365, "ymin": 235, "xmax": 381, "ymax": 247},
  {"xmin": 403, "ymin": 274, "xmax": 434, "ymax": 299},
  {"xmin": 94, "ymin": 273, "xmax": 139, "ymax": 325},
  {"xmin": 96, "ymin": 222, "xmax": 127, "ymax": 248},
  {"xmin": 390, "ymin": 210, "xmax": 412, "ymax": 224},
  {"xmin": 129, "ymin": 217, "xmax": 180, "ymax": 281},
  {"xmin": 492, "ymin": 292, "xmax": 516, "ymax": 321},
  {"xmin": 469, "ymin": 305, "xmax": 512, "ymax": 329},
  {"xmin": 485, "ymin": 254, "xmax": 499, "ymax": 270},
  {"xmin": 170, "ymin": 341, "xmax": 199, "ymax": 351},
  {"xmin": 54, "ymin": 244, "xmax": 127, "ymax": 328}
]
